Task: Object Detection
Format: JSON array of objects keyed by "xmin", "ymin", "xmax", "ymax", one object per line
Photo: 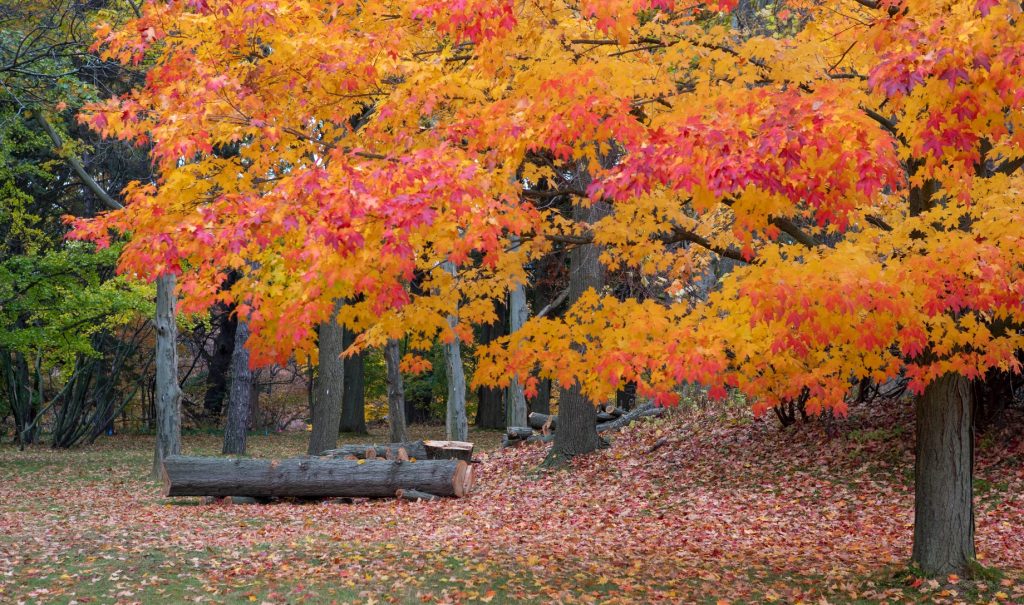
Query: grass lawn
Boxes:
[{"xmin": 1, "ymin": 407, "xmax": 1022, "ymax": 604}]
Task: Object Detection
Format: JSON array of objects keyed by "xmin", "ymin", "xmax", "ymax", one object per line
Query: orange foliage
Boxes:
[{"xmin": 74, "ymin": 0, "xmax": 1024, "ymax": 412}]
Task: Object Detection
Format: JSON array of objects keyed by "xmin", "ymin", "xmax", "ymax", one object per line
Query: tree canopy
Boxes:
[{"xmin": 76, "ymin": 0, "xmax": 1024, "ymax": 418}]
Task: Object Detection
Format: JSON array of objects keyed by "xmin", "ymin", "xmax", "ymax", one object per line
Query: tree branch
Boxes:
[
  {"xmin": 37, "ymin": 112, "xmax": 123, "ymax": 211},
  {"xmin": 535, "ymin": 287, "xmax": 571, "ymax": 318},
  {"xmin": 995, "ymin": 156, "xmax": 1024, "ymax": 176},
  {"xmin": 770, "ymin": 217, "xmax": 821, "ymax": 248}
]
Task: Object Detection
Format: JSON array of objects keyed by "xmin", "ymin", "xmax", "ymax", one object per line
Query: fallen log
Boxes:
[
  {"xmin": 503, "ymin": 404, "xmax": 666, "ymax": 448},
  {"xmin": 423, "ymin": 440, "xmax": 474, "ymax": 461},
  {"xmin": 596, "ymin": 403, "xmax": 664, "ymax": 432},
  {"xmin": 161, "ymin": 455, "xmax": 474, "ymax": 499},
  {"xmin": 527, "ymin": 412, "xmax": 557, "ymax": 431},
  {"xmin": 321, "ymin": 441, "xmax": 428, "ymax": 459},
  {"xmin": 506, "ymin": 426, "xmax": 534, "ymax": 440},
  {"xmin": 320, "ymin": 440, "xmax": 474, "ymax": 461},
  {"xmin": 396, "ymin": 488, "xmax": 440, "ymax": 502}
]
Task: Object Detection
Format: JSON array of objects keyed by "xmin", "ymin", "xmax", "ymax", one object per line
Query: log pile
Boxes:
[
  {"xmin": 504, "ymin": 403, "xmax": 665, "ymax": 447},
  {"xmin": 161, "ymin": 454, "xmax": 475, "ymax": 500}
]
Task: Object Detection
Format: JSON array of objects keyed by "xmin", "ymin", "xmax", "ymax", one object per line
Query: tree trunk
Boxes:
[
  {"xmin": 2, "ymin": 349, "xmax": 38, "ymax": 446},
  {"xmin": 441, "ymin": 262, "xmax": 469, "ymax": 442},
  {"xmin": 385, "ymin": 338, "xmax": 408, "ymax": 443},
  {"xmin": 201, "ymin": 303, "xmax": 237, "ymax": 420},
  {"xmin": 506, "ymin": 274, "xmax": 529, "ymax": 429},
  {"xmin": 475, "ymin": 301, "xmax": 506, "ymax": 428},
  {"xmin": 308, "ymin": 300, "xmax": 345, "ymax": 455},
  {"xmin": 153, "ymin": 274, "xmax": 183, "ymax": 479},
  {"xmin": 912, "ymin": 373, "xmax": 975, "ymax": 576},
  {"xmin": 161, "ymin": 455, "xmax": 474, "ymax": 498},
  {"xmin": 222, "ymin": 320, "xmax": 254, "ymax": 455},
  {"xmin": 530, "ymin": 378, "xmax": 551, "ymax": 415},
  {"xmin": 616, "ymin": 381, "xmax": 638, "ymax": 411},
  {"xmin": 549, "ymin": 194, "xmax": 608, "ymax": 461},
  {"xmin": 339, "ymin": 326, "xmax": 368, "ymax": 434}
]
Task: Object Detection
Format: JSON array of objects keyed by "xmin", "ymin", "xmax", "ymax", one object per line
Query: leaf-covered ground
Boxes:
[{"xmin": 1, "ymin": 405, "xmax": 1022, "ymax": 604}]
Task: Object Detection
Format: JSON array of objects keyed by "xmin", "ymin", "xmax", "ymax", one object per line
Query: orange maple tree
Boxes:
[{"xmin": 76, "ymin": 0, "xmax": 1024, "ymax": 576}]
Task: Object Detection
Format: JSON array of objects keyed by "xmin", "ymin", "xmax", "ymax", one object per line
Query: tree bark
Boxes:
[
  {"xmin": 476, "ymin": 301, "xmax": 506, "ymax": 428},
  {"xmin": 549, "ymin": 194, "xmax": 609, "ymax": 461},
  {"xmin": 616, "ymin": 381, "xmax": 638, "ymax": 411},
  {"xmin": 528, "ymin": 379, "xmax": 550, "ymax": 416},
  {"xmin": 528, "ymin": 412, "xmax": 557, "ymax": 431},
  {"xmin": 222, "ymin": 320, "xmax": 254, "ymax": 455},
  {"xmin": 323, "ymin": 441, "xmax": 428, "ymax": 459},
  {"xmin": 912, "ymin": 373, "xmax": 975, "ymax": 576},
  {"xmin": 339, "ymin": 326, "xmax": 368, "ymax": 434},
  {"xmin": 201, "ymin": 303, "xmax": 237, "ymax": 420},
  {"xmin": 153, "ymin": 274, "xmax": 183, "ymax": 479},
  {"xmin": 385, "ymin": 338, "xmax": 409, "ymax": 443},
  {"xmin": 162, "ymin": 455, "xmax": 474, "ymax": 498},
  {"xmin": 506, "ymin": 276, "xmax": 529, "ymax": 429},
  {"xmin": 440, "ymin": 261, "xmax": 469, "ymax": 441},
  {"xmin": 308, "ymin": 300, "xmax": 345, "ymax": 455}
]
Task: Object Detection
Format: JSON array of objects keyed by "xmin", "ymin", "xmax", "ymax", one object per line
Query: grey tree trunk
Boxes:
[
  {"xmin": 506, "ymin": 275, "xmax": 529, "ymax": 429},
  {"xmin": 912, "ymin": 373, "xmax": 975, "ymax": 576},
  {"xmin": 308, "ymin": 300, "xmax": 345, "ymax": 455},
  {"xmin": 549, "ymin": 195, "xmax": 609, "ymax": 461},
  {"xmin": 339, "ymin": 326, "xmax": 367, "ymax": 434},
  {"xmin": 222, "ymin": 320, "xmax": 254, "ymax": 455},
  {"xmin": 153, "ymin": 274, "xmax": 183, "ymax": 479},
  {"xmin": 441, "ymin": 261, "xmax": 469, "ymax": 442},
  {"xmin": 385, "ymin": 338, "xmax": 409, "ymax": 443},
  {"xmin": 161, "ymin": 455, "xmax": 473, "ymax": 498}
]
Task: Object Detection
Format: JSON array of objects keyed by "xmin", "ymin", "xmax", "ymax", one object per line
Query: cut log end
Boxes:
[
  {"xmin": 423, "ymin": 440, "xmax": 474, "ymax": 462},
  {"xmin": 452, "ymin": 460, "xmax": 473, "ymax": 498},
  {"xmin": 160, "ymin": 461, "xmax": 172, "ymax": 497}
]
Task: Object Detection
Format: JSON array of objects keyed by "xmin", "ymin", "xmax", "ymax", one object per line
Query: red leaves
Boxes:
[{"xmin": 4, "ymin": 406, "xmax": 1023, "ymax": 602}]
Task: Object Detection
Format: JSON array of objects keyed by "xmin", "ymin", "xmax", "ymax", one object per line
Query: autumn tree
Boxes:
[{"xmin": 78, "ymin": 0, "xmax": 1024, "ymax": 577}]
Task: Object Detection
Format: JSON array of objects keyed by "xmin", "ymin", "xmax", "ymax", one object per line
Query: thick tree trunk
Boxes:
[
  {"xmin": 477, "ymin": 385, "xmax": 505, "ymax": 428},
  {"xmin": 153, "ymin": 274, "xmax": 183, "ymax": 479},
  {"xmin": 161, "ymin": 455, "xmax": 474, "ymax": 498},
  {"xmin": 308, "ymin": 300, "xmax": 345, "ymax": 455},
  {"xmin": 339, "ymin": 326, "xmax": 368, "ymax": 434},
  {"xmin": 384, "ymin": 338, "xmax": 409, "ymax": 443},
  {"xmin": 222, "ymin": 320, "xmax": 254, "ymax": 455},
  {"xmin": 550, "ymin": 194, "xmax": 608, "ymax": 461},
  {"xmin": 506, "ymin": 276, "xmax": 529, "ymax": 429},
  {"xmin": 441, "ymin": 262, "xmax": 469, "ymax": 441},
  {"xmin": 201, "ymin": 304, "xmax": 237, "ymax": 420},
  {"xmin": 912, "ymin": 373, "xmax": 975, "ymax": 576}
]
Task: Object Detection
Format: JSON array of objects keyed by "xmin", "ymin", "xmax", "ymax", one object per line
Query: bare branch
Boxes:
[{"xmin": 37, "ymin": 112, "xmax": 123, "ymax": 211}]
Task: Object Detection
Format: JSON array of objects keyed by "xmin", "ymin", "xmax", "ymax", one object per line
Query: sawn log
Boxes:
[{"xmin": 161, "ymin": 455, "xmax": 474, "ymax": 498}]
